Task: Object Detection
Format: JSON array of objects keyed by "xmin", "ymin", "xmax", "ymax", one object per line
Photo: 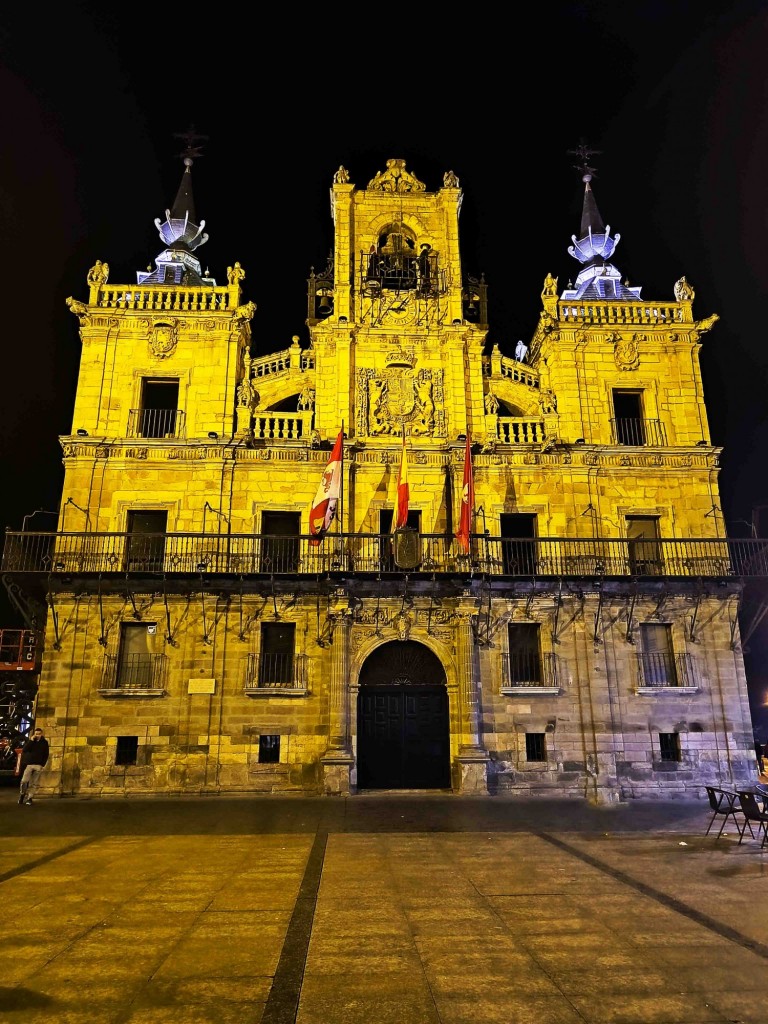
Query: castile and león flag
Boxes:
[{"xmin": 309, "ymin": 430, "xmax": 343, "ymax": 543}]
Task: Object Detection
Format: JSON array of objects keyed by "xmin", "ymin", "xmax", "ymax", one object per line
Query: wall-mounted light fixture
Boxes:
[
  {"xmin": 696, "ymin": 439, "xmax": 708, "ymax": 446},
  {"xmin": 207, "ymin": 431, "xmax": 219, "ymax": 439},
  {"xmin": 457, "ymin": 434, "xmax": 467, "ymax": 442},
  {"xmin": 575, "ymin": 438, "xmax": 585, "ymax": 444},
  {"xmin": 76, "ymin": 429, "xmax": 89, "ymax": 437}
]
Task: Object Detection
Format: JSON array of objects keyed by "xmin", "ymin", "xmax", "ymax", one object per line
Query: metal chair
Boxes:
[
  {"xmin": 704, "ymin": 786, "xmax": 751, "ymax": 839},
  {"xmin": 735, "ymin": 790, "xmax": 768, "ymax": 847}
]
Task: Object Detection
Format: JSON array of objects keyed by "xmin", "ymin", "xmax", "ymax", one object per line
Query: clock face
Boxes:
[{"xmin": 383, "ymin": 291, "xmax": 417, "ymax": 325}]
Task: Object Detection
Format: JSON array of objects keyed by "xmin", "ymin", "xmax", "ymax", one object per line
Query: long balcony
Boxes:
[{"xmin": 3, "ymin": 532, "xmax": 767, "ymax": 580}]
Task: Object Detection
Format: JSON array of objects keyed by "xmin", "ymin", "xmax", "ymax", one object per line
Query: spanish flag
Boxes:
[
  {"xmin": 309, "ymin": 430, "xmax": 343, "ymax": 544},
  {"xmin": 394, "ymin": 432, "xmax": 409, "ymax": 530},
  {"xmin": 455, "ymin": 433, "xmax": 474, "ymax": 553}
]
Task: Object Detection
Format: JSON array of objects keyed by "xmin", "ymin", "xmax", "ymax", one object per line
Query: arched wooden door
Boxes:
[{"xmin": 357, "ymin": 640, "xmax": 450, "ymax": 790}]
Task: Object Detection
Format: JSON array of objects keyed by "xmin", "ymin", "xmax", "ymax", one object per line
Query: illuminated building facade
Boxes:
[{"xmin": 2, "ymin": 142, "xmax": 760, "ymax": 801}]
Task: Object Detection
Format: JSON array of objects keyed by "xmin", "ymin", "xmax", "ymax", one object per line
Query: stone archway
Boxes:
[{"xmin": 356, "ymin": 640, "xmax": 450, "ymax": 790}]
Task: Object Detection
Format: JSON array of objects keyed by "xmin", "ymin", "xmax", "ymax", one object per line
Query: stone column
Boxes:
[
  {"xmin": 321, "ymin": 589, "xmax": 354, "ymax": 795},
  {"xmin": 455, "ymin": 595, "xmax": 489, "ymax": 793}
]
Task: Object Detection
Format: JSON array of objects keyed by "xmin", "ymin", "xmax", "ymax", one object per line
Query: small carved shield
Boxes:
[{"xmin": 150, "ymin": 322, "xmax": 178, "ymax": 359}]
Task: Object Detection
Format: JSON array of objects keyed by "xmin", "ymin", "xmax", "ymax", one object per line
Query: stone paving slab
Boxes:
[{"xmin": 0, "ymin": 791, "xmax": 766, "ymax": 1023}]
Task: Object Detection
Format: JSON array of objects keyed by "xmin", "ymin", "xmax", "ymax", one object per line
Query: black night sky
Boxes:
[{"xmin": 1, "ymin": 3, "xmax": 767, "ymax": 730}]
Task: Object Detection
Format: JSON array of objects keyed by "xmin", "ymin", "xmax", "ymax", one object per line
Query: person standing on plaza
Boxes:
[{"xmin": 18, "ymin": 727, "xmax": 49, "ymax": 805}]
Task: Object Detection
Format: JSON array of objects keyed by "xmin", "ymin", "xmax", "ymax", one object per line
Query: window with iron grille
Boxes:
[
  {"xmin": 139, "ymin": 378, "xmax": 179, "ymax": 438},
  {"xmin": 626, "ymin": 516, "xmax": 662, "ymax": 575},
  {"xmin": 500, "ymin": 513, "xmax": 537, "ymax": 575},
  {"xmin": 115, "ymin": 735, "xmax": 139, "ymax": 766},
  {"xmin": 507, "ymin": 623, "xmax": 542, "ymax": 684},
  {"xmin": 126, "ymin": 510, "xmax": 167, "ymax": 572},
  {"xmin": 639, "ymin": 622, "xmax": 677, "ymax": 686},
  {"xmin": 525, "ymin": 733, "xmax": 546, "ymax": 762},
  {"xmin": 658, "ymin": 732, "xmax": 681, "ymax": 762},
  {"xmin": 612, "ymin": 390, "xmax": 645, "ymax": 445},
  {"xmin": 258, "ymin": 735, "xmax": 280, "ymax": 764},
  {"xmin": 116, "ymin": 622, "xmax": 157, "ymax": 688},
  {"xmin": 260, "ymin": 511, "xmax": 301, "ymax": 573},
  {"xmin": 259, "ymin": 623, "xmax": 296, "ymax": 686}
]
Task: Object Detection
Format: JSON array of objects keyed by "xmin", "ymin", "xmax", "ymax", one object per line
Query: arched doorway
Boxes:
[{"xmin": 357, "ymin": 640, "xmax": 450, "ymax": 790}]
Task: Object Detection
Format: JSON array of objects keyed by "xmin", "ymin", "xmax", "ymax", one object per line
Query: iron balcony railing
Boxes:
[
  {"xmin": 500, "ymin": 651, "xmax": 560, "ymax": 688},
  {"xmin": 127, "ymin": 408, "xmax": 185, "ymax": 439},
  {"xmin": 610, "ymin": 417, "xmax": 666, "ymax": 446},
  {"xmin": 244, "ymin": 652, "xmax": 308, "ymax": 691},
  {"xmin": 3, "ymin": 532, "xmax": 768, "ymax": 579},
  {"xmin": 102, "ymin": 653, "xmax": 168, "ymax": 692},
  {"xmin": 636, "ymin": 652, "xmax": 697, "ymax": 688}
]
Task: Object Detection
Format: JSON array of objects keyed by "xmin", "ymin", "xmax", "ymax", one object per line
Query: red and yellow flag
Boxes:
[
  {"xmin": 309, "ymin": 431, "xmax": 343, "ymax": 543},
  {"xmin": 394, "ymin": 432, "xmax": 409, "ymax": 530},
  {"xmin": 455, "ymin": 433, "xmax": 474, "ymax": 553}
]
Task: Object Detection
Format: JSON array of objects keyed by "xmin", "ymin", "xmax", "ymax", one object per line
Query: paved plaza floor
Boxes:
[{"xmin": 0, "ymin": 788, "xmax": 766, "ymax": 1024}]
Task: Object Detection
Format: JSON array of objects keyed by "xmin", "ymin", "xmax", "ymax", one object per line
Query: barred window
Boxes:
[
  {"xmin": 259, "ymin": 735, "xmax": 280, "ymax": 764},
  {"xmin": 640, "ymin": 623, "xmax": 676, "ymax": 686},
  {"xmin": 659, "ymin": 732, "xmax": 681, "ymax": 762},
  {"xmin": 115, "ymin": 735, "xmax": 139, "ymax": 766},
  {"xmin": 508, "ymin": 624, "xmax": 542, "ymax": 684},
  {"xmin": 525, "ymin": 733, "xmax": 546, "ymax": 762},
  {"xmin": 259, "ymin": 623, "xmax": 296, "ymax": 686}
]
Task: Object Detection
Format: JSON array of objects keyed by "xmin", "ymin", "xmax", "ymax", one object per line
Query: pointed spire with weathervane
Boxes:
[
  {"xmin": 560, "ymin": 141, "xmax": 642, "ymax": 302},
  {"xmin": 137, "ymin": 126, "xmax": 216, "ymax": 287}
]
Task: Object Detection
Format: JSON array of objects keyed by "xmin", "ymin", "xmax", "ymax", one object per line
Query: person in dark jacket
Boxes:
[{"xmin": 18, "ymin": 727, "xmax": 49, "ymax": 806}]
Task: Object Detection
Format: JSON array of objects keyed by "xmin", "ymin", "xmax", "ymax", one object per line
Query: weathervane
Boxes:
[
  {"xmin": 567, "ymin": 139, "xmax": 602, "ymax": 182},
  {"xmin": 174, "ymin": 124, "xmax": 208, "ymax": 162}
]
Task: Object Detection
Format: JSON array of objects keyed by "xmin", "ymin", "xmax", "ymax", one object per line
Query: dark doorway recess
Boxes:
[{"xmin": 357, "ymin": 640, "xmax": 450, "ymax": 790}]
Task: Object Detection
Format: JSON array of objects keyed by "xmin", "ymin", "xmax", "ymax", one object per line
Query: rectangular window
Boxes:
[
  {"xmin": 258, "ymin": 735, "xmax": 280, "ymax": 764},
  {"xmin": 115, "ymin": 735, "xmax": 139, "ymax": 766},
  {"xmin": 626, "ymin": 515, "xmax": 662, "ymax": 575},
  {"xmin": 659, "ymin": 732, "xmax": 681, "ymax": 762},
  {"xmin": 507, "ymin": 623, "xmax": 542, "ymax": 685},
  {"xmin": 259, "ymin": 622, "xmax": 296, "ymax": 687},
  {"xmin": 126, "ymin": 509, "xmax": 168, "ymax": 571},
  {"xmin": 612, "ymin": 390, "xmax": 645, "ymax": 445},
  {"xmin": 260, "ymin": 511, "xmax": 301, "ymax": 573},
  {"xmin": 499, "ymin": 513, "xmax": 537, "ymax": 575},
  {"xmin": 139, "ymin": 378, "xmax": 180, "ymax": 438},
  {"xmin": 640, "ymin": 622, "xmax": 677, "ymax": 686},
  {"xmin": 525, "ymin": 733, "xmax": 546, "ymax": 762},
  {"xmin": 116, "ymin": 623, "xmax": 157, "ymax": 689}
]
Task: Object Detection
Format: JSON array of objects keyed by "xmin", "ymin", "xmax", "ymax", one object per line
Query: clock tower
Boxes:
[{"xmin": 306, "ymin": 159, "xmax": 487, "ymax": 462}]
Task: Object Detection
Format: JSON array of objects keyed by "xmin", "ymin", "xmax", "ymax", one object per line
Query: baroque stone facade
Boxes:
[{"xmin": 20, "ymin": 148, "xmax": 756, "ymax": 803}]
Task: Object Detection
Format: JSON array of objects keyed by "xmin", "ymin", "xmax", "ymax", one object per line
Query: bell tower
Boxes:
[{"xmin": 306, "ymin": 159, "xmax": 488, "ymax": 469}]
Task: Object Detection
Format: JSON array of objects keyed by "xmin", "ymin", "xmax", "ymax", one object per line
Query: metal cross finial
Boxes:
[
  {"xmin": 174, "ymin": 125, "xmax": 208, "ymax": 161},
  {"xmin": 567, "ymin": 139, "xmax": 602, "ymax": 180}
]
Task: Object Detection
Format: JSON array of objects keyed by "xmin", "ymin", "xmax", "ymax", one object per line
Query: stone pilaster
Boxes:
[
  {"xmin": 321, "ymin": 589, "xmax": 354, "ymax": 795},
  {"xmin": 455, "ymin": 596, "xmax": 489, "ymax": 793}
]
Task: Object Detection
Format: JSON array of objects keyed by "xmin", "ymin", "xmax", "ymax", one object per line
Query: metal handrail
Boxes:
[
  {"xmin": 500, "ymin": 651, "xmax": 560, "ymax": 688},
  {"xmin": 244, "ymin": 652, "xmax": 308, "ymax": 691},
  {"xmin": 102, "ymin": 653, "xmax": 167, "ymax": 691},
  {"xmin": 636, "ymin": 652, "xmax": 697, "ymax": 688},
  {"xmin": 3, "ymin": 532, "xmax": 767, "ymax": 578}
]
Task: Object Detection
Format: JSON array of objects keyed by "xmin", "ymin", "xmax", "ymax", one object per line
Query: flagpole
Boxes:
[{"xmin": 339, "ymin": 420, "xmax": 344, "ymax": 538}]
